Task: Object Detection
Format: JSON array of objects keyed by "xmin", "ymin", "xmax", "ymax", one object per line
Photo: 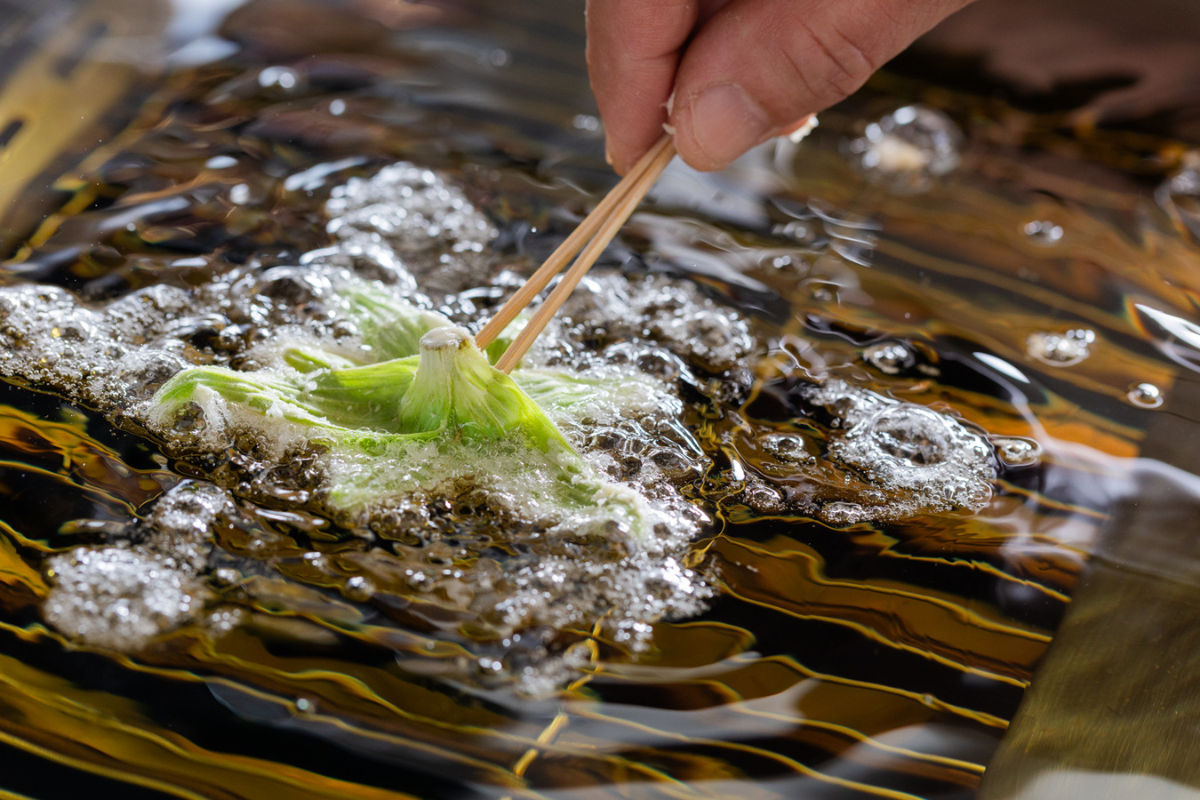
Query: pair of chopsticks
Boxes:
[
  {"xmin": 477, "ymin": 114, "xmax": 816, "ymax": 372},
  {"xmin": 476, "ymin": 134, "xmax": 676, "ymax": 372}
]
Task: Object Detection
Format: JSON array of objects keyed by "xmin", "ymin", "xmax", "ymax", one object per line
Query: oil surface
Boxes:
[{"xmin": 0, "ymin": 1, "xmax": 1196, "ymax": 799}]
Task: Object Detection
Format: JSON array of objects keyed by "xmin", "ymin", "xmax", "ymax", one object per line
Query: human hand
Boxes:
[{"xmin": 586, "ymin": 0, "xmax": 976, "ymax": 173}]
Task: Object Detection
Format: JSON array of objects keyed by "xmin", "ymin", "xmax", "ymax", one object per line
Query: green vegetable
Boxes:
[
  {"xmin": 148, "ymin": 281, "xmax": 654, "ymax": 538},
  {"xmin": 396, "ymin": 326, "xmax": 572, "ymax": 452}
]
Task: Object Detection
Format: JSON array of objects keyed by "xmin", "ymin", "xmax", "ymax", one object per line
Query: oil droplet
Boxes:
[
  {"xmin": 993, "ymin": 437, "xmax": 1042, "ymax": 467},
  {"xmin": 258, "ymin": 65, "xmax": 300, "ymax": 92},
  {"xmin": 213, "ymin": 568, "xmax": 240, "ymax": 587},
  {"xmin": 1127, "ymin": 382, "xmax": 1164, "ymax": 409},
  {"xmin": 295, "ymin": 698, "xmax": 314, "ymax": 714},
  {"xmin": 477, "ymin": 656, "xmax": 504, "ymax": 675},
  {"xmin": 1027, "ymin": 329, "xmax": 1094, "ymax": 366},
  {"xmin": 1023, "ymin": 220, "xmax": 1064, "ymax": 246},
  {"xmin": 572, "ymin": 114, "xmax": 600, "ymax": 132},
  {"xmin": 863, "ymin": 341, "xmax": 914, "ymax": 375},
  {"xmin": 344, "ymin": 575, "xmax": 375, "ymax": 601}
]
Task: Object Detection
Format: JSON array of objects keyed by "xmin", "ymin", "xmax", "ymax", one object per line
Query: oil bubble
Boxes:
[
  {"xmin": 344, "ymin": 575, "xmax": 376, "ymax": 601},
  {"xmin": 762, "ymin": 433, "xmax": 815, "ymax": 465},
  {"xmin": 1027, "ymin": 329, "xmax": 1094, "ymax": 366},
  {"xmin": 572, "ymin": 114, "xmax": 600, "ymax": 132},
  {"xmin": 1023, "ymin": 220, "xmax": 1064, "ymax": 246},
  {"xmin": 258, "ymin": 65, "xmax": 303, "ymax": 94},
  {"xmin": 993, "ymin": 437, "xmax": 1042, "ymax": 467},
  {"xmin": 1127, "ymin": 382, "xmax": 1164, "ymax": 409},
  {"xmin": 43, "ymin": 547, "xmax": 208, "ymax": 651},
  {"xmin": 213, "ymin": 568, "xmax": 241, "ymax": 587},
  {"xmin": 845, "ymin": 105, "xmax": 963, "ymax": 193},
  {"xmin": 863, "ymin": 341, "xmax": 914, "ymax": 375}
]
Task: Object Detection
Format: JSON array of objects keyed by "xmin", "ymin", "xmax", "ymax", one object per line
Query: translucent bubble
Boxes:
[
  {"xmin": 865, "ymin": 406, "xmax": 951, "ymax": 465},
  {"xmin": 1127, "ymin": 382, "xmax": 1164, "ymax": 409},
  {"xmin": 845, "ymin": 105, "xmax": 963, "ymax": 193},
  {"xmin": 477, "ymin": 656, "xmax": 505, "ymax": 675},
  {"xmin": 863, "ymin": 341, "xmax": 914, "ymax": 375},
  {"xmin": 742, "ymin": 483, "xmax": 785, "ymax": 514},
  {"xmin": 1027, "ymin": 329, "xmax": 1094, "ymax": 366},
  {"xmin": 771, "ymin": 221, "xmax": 819, "ymax": 247}
]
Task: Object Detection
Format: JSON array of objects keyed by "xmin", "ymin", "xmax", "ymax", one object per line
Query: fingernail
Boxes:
[{"xmin": 681, "ymin": 84, "xmax": 772, "ymax": 169}]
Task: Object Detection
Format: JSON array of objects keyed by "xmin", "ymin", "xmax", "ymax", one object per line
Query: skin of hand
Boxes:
[{"xmin": 586, "ymin": 0, "xmax": 976, "ymax": 174}]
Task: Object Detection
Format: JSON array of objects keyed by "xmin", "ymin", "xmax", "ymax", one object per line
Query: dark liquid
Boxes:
[{"xmin": 0, "ymin": 1, "xmax": 1194, "ymax": 798}]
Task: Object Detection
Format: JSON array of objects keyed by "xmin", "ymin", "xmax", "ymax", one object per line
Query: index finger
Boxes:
[{"xmin": 585, "ymin": 0, "xmax": 698, "ymax": 174}]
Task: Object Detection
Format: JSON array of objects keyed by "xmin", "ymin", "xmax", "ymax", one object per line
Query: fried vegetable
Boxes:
[
  {"xmin": 396, "ymin": 325, "xmax": 574, "ymax": 453},
  {"xmin": 148, "ymin": 280, "xmax": 656, "ymax": 538}
]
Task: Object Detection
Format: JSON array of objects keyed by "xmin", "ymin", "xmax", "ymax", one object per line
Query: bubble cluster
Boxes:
[
  {"xmin": 44, "ymin": 548, "xmax": 207, "ymax": 651},
  {"xmin": 43, "ymin": 482, "xmax": 243, "ymax": 650},
  {"xmin": 845, "ymin": 105, "xmax": 963, "ymax": 193},
  {"xmin": 556, "ymin": 273, "xmax": 756, "ymax": 374},
  {"xmin": 1026, "ymin": 329, "xmax": 1094, "ymax": 366},
  {"xmin": 0, "ymin": 283, "xmax": 201, "ymax": 411},
  {"xmin": 317, "ymin": 162, "xmax": 497, "ymax": 294},
  {"xmin": 2, "ymin": 162, "xmax": 735, "ymax": 682},
  {"xmin": 807, "ymin": 379, "xmax": 996, "ymax": 523}
]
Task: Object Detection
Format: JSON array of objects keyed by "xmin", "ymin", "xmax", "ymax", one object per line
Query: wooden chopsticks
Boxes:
[{"xmin": 476, "ymin": 134, "xmax": 676, "ymax": 372}]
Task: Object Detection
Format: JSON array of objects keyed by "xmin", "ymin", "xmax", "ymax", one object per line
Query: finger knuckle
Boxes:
[{"xmin": 790, "ymin": 19, "xmax": 878, "ymax": 102}]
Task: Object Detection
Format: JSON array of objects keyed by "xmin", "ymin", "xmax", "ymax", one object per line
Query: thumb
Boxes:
[{"xmin": 668, "ymin": 0, "xmax": 974, "ymax": 170}]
